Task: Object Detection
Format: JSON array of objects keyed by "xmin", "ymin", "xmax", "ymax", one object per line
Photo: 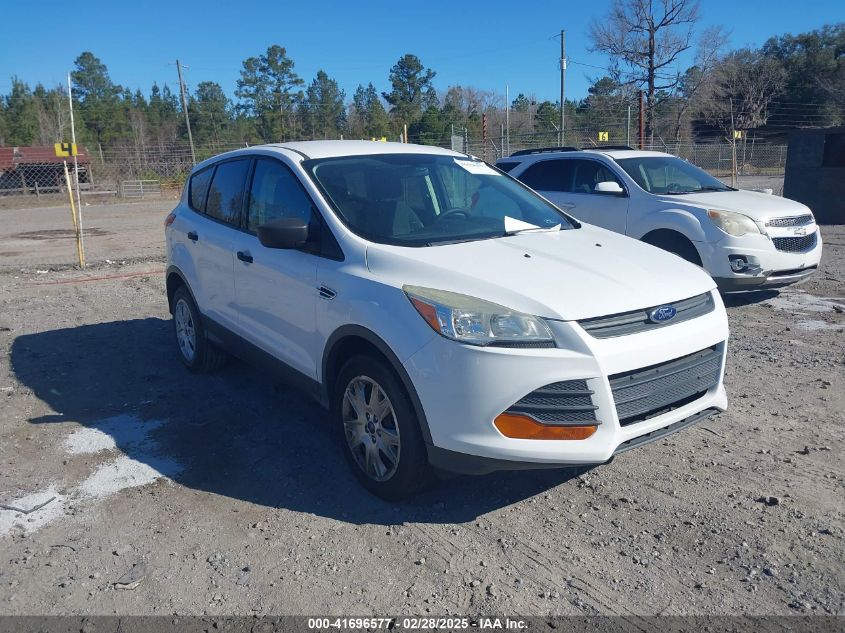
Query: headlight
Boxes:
[
  {"xmin": 706, "ymin": 209, "xmax": 760, "ymax": 237},
  {"xmin": 403, "ymin": 285, "xmax": 554, "ymax": 347}
]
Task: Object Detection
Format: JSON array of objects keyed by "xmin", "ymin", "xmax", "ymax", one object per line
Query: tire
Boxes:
[
  {"xmin": 334, "ymin": 355, "xmax": 432, "ymax": 500},
  {"xmin": 171, "ymin": 286, "xmax": 227, "ymax": 373},
  {"xmin": 643, "ymin": 231, "xmax": 703, "ymax": 266}
]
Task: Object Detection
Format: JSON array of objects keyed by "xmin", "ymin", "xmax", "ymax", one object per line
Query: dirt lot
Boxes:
[{"xmin": 0, "ymin": 198, "xmax": 842, "ymax": 617}]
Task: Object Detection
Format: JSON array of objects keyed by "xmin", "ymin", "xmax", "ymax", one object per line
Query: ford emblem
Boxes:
[{"xmin": 649, "ymin": 305, "xmax": 677, "ymax": 323}]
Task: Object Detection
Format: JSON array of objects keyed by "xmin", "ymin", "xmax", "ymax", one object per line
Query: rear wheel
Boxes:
[
  {"xmin": 172, "ymin": 286, "xmax": 226, "ymax": 373},
  {"xmin": 334, "ymin": 355, "xmax": 431, "ymax": 500}
]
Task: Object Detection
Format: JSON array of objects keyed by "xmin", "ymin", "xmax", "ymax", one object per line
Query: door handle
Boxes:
[
  {"xmin": 559, "ymin": 202, "xmax": 576, "ymax": 209},
  {"xmin": 187, "ymin": 231, "xmax": 198, "ymax": 242},
  {"xmin": 236, "ymin": 251, "xmax": 253, "ymax": 264}
]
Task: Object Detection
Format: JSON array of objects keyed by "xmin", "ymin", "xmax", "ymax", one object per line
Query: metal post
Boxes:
[
  {"xmin": 505, "ymin": 84, "xmax": 510, "ymax": 156},
  {"xmin": 626, "ymin": 104, "xmax": 631, "ymax": 147},
  {"xmin": 176, "ymin": 60, "xmax": 197, "ymax": 165},
  {"xmin": 560, "ymin": 30, "xmax": 566, "ymax": 146},
  {"xmin": 638, "ymin": 90, "xmax": 645, "ymax": 150},
  {"xmin": 67, "ymin": 73, "xmax": 85, "ymax": 268}
]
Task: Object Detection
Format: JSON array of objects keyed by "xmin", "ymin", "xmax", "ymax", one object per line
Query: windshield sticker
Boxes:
[{"xmin": 454, "ymin": 159, "xmax": 501, "ymax": 176}]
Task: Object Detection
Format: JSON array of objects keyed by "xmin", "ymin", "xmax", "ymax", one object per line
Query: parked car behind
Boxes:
[
  {"xmin": 498, "ymin": 147, "xmax": 823, "ymax": 292},
  {"xmin": 166, "ymin": 141, "xmax": 729, "ymax": 499}
]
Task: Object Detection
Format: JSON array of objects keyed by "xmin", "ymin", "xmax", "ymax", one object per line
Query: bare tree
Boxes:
[
  {"xmin": 700, "ymin": 49, "xmax": 786, "ymax": 134},
  {"xmin": 590, "ymin": 0, "xmax": 700, "ymax": 142},
  {"xmin": 670, "ymin": 25, "xmax": 729, "ymax": 138}
]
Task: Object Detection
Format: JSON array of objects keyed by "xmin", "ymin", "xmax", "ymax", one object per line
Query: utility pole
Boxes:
[
  {"xmin": 559, "ymin": 30, "xmax": 566, "ymax": 146},
  {"xmin": 626, "ymin": 103, "xmax": 631, "ymax": 147},
  {"xmin": 638, "ymin": 90, "xmax": 645, "ymax": 150},
  {"xmin": 176, "ymin": 60, "xmax": 196, "ymax": 165}
]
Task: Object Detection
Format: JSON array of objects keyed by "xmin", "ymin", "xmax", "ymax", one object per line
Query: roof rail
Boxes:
[
  {"xmin": 583, "ymin": 145, "xmax": 635, "ymax": 151},
  {"xmin": 509, "ymin": 146, "xmax": 579, "ymax": 157}
]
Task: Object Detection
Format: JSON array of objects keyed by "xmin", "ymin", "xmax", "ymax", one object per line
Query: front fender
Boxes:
[{"xmin": 628, "ymin": 207, "xmax": 714, "ymax": 243}]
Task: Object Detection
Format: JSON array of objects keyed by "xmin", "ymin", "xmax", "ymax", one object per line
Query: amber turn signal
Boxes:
[{"xmin": 493, "ymin": 413, "xmax": 597, "ymax": 440}]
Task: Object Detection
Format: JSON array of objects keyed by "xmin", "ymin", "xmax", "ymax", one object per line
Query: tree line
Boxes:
[{"xmin": 0, "ymin": 10, "xmax": 843, "ymax": 155}]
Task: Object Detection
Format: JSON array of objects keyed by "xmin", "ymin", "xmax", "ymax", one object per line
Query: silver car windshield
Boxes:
[
  {"xmin": 615, "ymin": 156, "xmax": 733, "ymax": 195},
  {"xmin": 303, "ymin": 154, "xmax": 577, "ymax": 246}
]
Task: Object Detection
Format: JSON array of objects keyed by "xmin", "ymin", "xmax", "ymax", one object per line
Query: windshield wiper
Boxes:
[
  {"xmin": 664, "ymin": 186, "xmax": 731, "ymax": 195},
  {"xmin": 503, "ymin": 224, "xmax": 562, "ymax": 237}
]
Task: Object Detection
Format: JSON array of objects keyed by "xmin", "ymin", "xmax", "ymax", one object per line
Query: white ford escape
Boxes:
[
  {"xmin": 498, "ymin": 148, "xmax": 823, "ymax": 292},
  {"xmin": 165, "ymin": 141, "xmax": 729, "ymax": 499}
]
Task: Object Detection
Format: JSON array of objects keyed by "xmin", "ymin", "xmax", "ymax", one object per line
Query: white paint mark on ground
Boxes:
[
  {"xmin": 796, "ymin": 319, "xmax": 844, "ymax": 331},
  {"xmin": 1, "ymin": 414, "xmax": 181, "ymax": 538},
  {"xmin": 765, "ymin": 289, "xmax": 845, "ymax": 314},
  {"xmin": 77, "ymin": 454, "xmax": 182, "ymax": 498},
  {"xmin": 64, "ymin": 414, "xmax": 165, "ymax": 455},
  {"xmin": 0, "ymin": 487, "xmax": 66, "ymax": 536}
]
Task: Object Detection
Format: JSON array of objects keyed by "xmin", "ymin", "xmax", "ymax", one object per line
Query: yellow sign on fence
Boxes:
[
  {"xmin": 54, "ymin": 142, "xmax": 78, "ymax": 157},
  {"xmin": 733, "ymin": 130, "xmax": 744, "ymax": 139},
  {"xmin": 598, "ymin": 131, "xmax": 609, "ymax": 142}
]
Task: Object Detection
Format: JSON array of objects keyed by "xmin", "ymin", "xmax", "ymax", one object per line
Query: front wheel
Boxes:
[{"xmin": 334, "ymin": 355, "xmax": 432, "ymax": 500}]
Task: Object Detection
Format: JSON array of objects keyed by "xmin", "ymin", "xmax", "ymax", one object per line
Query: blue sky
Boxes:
[{"xmin": 1, "ymin": 0, "xmax": 841, "ymax": 103}]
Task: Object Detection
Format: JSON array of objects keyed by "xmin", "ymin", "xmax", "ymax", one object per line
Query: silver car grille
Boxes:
[
  {"xmin": 578, "ymin": 293, "xmax": 715, "ymax": 339},
  {"xmin": 766, "ymin": 215, "xmax": 813, "ymax": 228}
]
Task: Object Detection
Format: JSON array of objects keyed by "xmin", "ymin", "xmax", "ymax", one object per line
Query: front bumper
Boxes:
[
  {"xmin": 698, "ymin": 227, "xmax": 823, "ymax": 292},
  {"xmin": 403, "ymin": 291, "xmax": 729, "ymax": 472}
]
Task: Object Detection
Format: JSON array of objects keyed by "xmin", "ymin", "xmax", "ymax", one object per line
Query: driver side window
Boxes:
[
  {"xmin": 247, "ymin": 158, "xmax": 314, "ymax": 233},
  {"xmin": 571, "ymin": 160, "xmax": 623, "ymax": 195}
]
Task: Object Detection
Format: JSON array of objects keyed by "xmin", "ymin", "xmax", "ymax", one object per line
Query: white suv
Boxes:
[
  {"xmin": 498, "ymin": 147, "xmax": 823, "ymax": 291},
  {"xmin": 165, "ymin": 141, "xmax": 728, "ymax": 499}
]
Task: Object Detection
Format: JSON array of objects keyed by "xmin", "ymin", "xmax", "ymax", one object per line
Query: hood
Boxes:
[
  {"xmin": 365, "ymin": 225, "xmax": 715, "ymax": 321},
  {"xmin": 655, "ymin": 189, "xmax": 812, "ymax": 222}
]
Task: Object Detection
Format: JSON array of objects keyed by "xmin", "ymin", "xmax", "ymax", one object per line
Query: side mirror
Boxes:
[
  {"xmin": 257, "ymin": 217, "xmax": 309, "ymax": 249},
  {"xmin": 594, "ymin": 181, "xmax": 625, "ymax": 195}
]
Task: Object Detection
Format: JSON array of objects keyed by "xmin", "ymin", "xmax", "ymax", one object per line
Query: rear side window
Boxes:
[
  {"xmin": 496, "ymin": 161, "xmax": 520, "ymax": 173},
  {"xmin": 205, "ymin": 159, "xmax": 250, "ymax": 225},
  {"xmin": 247, "ymin": 159, "xmax": 314, "ymax": 232},
  {"xmin": 188, "ymin": 167, "xmax": 213, "ymax": 212},
  {"xmin": 519, "ymin": 159, "xmax": 573, "ymax": 192}
]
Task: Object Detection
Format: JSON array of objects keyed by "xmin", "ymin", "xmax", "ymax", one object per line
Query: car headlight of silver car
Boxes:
[
  {"xmin": 706, "ymin": 209, "xmax": 761, "ymax": 237},
  {"xmin": 403, "ymin": 285, "xmax": 554, "ymax": 347}
]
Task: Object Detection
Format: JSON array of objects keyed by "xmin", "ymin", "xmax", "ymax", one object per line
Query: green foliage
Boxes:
[
  {"xmin": 383, "ymin": 54, "xmax": 438, "ymax": 127},
  {"xmin": 350, "ymin": 83, "xmax": 391, "ymax": 138},
  {"xmin": 762, "ymin": 23, "xmax": 845, "ymax": 126},
  {"xmin": 191, "ymin": 81, "xmax": 230, "ymax": 145},
  {"xmin": 235, "ymin": 45, "xmax": 304, "ymax": 141},
  {"xmin": 3, "ymin": 77, "xmax": 39, "ymax": 144},
  {"xmin": 300, "ymin": 70, "xmax": 346, "ymax": 139}
]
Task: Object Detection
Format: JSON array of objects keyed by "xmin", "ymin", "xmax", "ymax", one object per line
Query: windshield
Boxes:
[
  {"xmin": 615, "ymin": 156, "xmax": 733, "ymax": 195},
  {"xmin": 303, "ymin": 153, "xmax": 577, "ymax": 246}
]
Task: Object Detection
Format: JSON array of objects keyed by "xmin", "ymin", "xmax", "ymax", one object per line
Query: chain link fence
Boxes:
[
  {"xmin": 1, "ymin": 137, "xmax": 788, "ymax": 207},
  {"xmin": 0, "ymin": 137, "xmax": 788, "ymax": 269}
]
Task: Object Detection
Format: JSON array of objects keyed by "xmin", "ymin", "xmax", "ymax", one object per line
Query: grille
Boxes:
[
  {"xmin": 578, "ymin": 293, "xmax": 714, "ymax": 339},
  {"xmin": 772, "ymin": 232, "xmax": 817, "ymax": 253},
  {"xmin": 766, "ymin": 215, "xmax": 813, "ymax": 227},
  {"xmin": 505, "ymin": 379, "xmax": 598, "ymax": 425},
  {"xmin": 609, "ymin": 347, "xmax": 722, "ymax": 427}
]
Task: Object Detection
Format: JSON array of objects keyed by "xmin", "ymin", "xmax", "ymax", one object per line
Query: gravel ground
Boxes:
[{"xmin": 0, "ymin": 214, "xmax": 842, "ymax": 616}]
